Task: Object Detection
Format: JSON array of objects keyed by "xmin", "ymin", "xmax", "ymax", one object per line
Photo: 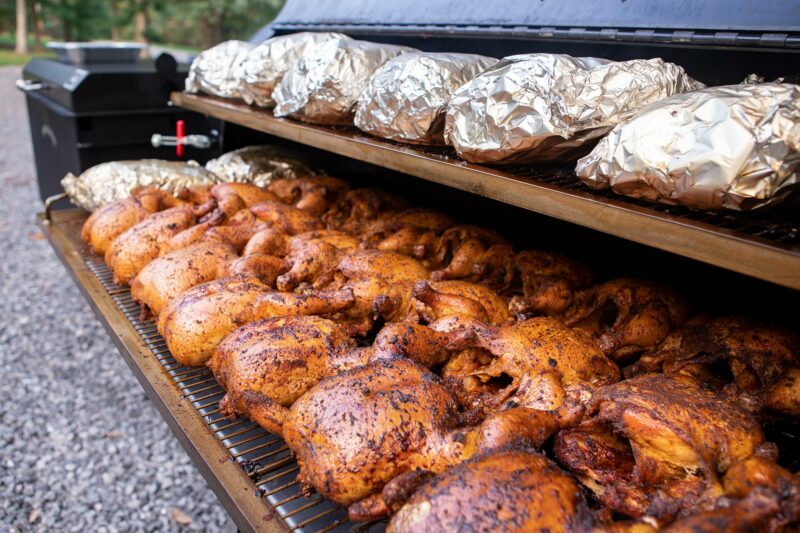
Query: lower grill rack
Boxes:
[{"xmin": 47, "ymin": 209, "xmax": 383, "ymax": 533}]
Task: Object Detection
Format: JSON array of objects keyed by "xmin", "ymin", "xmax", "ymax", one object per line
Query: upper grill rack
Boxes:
[{"xmin": 49, "ymin": 210, "xmax": 383, "ymax": 533}]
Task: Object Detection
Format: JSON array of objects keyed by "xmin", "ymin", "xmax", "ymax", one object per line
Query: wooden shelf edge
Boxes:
[
  {"xmin": 37, "ymin": 212, "xmax": 287, "ymax": 533},
  {"xmin": 173, "ymin": 92, "xmax": 800, "ymax": 291}
]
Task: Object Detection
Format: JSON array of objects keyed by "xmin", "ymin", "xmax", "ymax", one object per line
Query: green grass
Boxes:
[{"xmin": 0, "ymin": 49, "xmax": 54, "ymax": 66}]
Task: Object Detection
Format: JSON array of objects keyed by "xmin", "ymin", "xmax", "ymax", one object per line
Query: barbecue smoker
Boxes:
[{"xmin": 38, "ymin": 0, "xmax": 800, "ymax": 532}]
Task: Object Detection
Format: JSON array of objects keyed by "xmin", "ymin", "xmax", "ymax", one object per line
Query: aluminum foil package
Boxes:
[
  {"xmin": 445, "ymin": 55, "xmax": 703, "ymax": 164},
  {"xmin": 273, "ymin": 39, "xmax": 416, "ymax": 125},
  {"xmin": 576, "ymin": 83, "xmax": 800, "ymax": 211},
  {"xmin": 355, "ymin": 52, "xmax": 498, "ymax": 145},
  {"xmin": 61, "ymin": 160, "xmax": 220, "ymax": 211},
  {"xmin": 240, "ymin": 32, "xmax": 351, "ymax": 108},
  {"xmin": 185, "ymin": 40, "xmax": 255, "ymax": 99},
  {"xmin": 205, "ymin": 145, "xmax": 321, "ymax": 187}
]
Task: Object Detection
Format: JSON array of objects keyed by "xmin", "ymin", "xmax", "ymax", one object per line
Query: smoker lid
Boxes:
[
  {"xmin": 21, "ymin": 57, "xmax": 189, "ymax": 114},
  {"xmin": 272, "ymin": 0, "xmax": 800, "ymax": 45}
]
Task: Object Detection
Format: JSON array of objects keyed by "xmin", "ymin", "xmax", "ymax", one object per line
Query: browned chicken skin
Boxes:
[
  {"xmin": 321, "ymin": 188, "xmax": 410, "ymax": 235},
  {"xmin": 283, "ymin": 359, "xmax": 474, "ymax": 508},
  {"xmin": 564, "ymin": 278, "xmax": 692, "ymax": 362},
  {"xmin": 313, "ymin": 250, "xmax": 430, "ymax": 334},
  {"xmin": 267, "ymin": 175, "xmax": 350, "ymax": 216},
  {"xmin": 508, "ymin": 250, "xmax": 594, "ymax": 317},
  {"xmin": 427, "ymin": 225, "xmax": 514, "ymax": 289},
  {"xmin": 631, "ymin": 316, "xmax": 800, "ymax": 417},
  {"xmin": 275, "ymin": 230, "xmax": 359, "ymax": 292},
  {"xmin": 360, "ymin": 208, "xmax": 457, "ymax": 256},
  {"xmin": 554, "ymin": 373, "xmax": 770, "ymax": 523},
  {"xmin": 443, "ymin": 317, "xmax": 620, "ymax": 419},
  {"xmin": 250, "ymin": 200, "xmax": 325, "ymax": 235},
  {"xmin": 410, "ymin": 280, "xmax": 511, "ymax": 326},
  {"xmin": 387, "ymin": 451, "xmax": 593, "ymax": 533},
  {"xmin": 157, "ymin": 276, "xmax": 355, "ymax": 366},
  {"xmin": 81, "ymin": 187, "xmax": 164, "ymax": 255},
  {"xmin": 209, "ymin": 182, "xmax": 280, "ymax": 216},
  {"xmin": 209, "ymin": 316, "xmax": 365, "ymax": 434},
  {"xmin": 104, "ymin": 206, "xmax": 199, "ymax": 285}
]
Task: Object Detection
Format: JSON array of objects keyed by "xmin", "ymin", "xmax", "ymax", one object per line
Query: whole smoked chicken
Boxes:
[
  {"xmin": 209, "ymin": 315, "xmax": 364, "ymax": 434},
  {"xmin": 508, "ymin": 249, "xmax": 593, "ymax": 317},
  {"xmin": 387, "ymin": 451, "xmax": 593, "ymax": 533},
  {"xmin": 81, "ymin": 187, "xmax": 167, "ymax": 255},
  {"xmin": 267, "ymin": 175, "xmax": 350, "ymax": 216},
  {"xmin": 631, "ymin": 316, "xmax": 800, "ymax": 417},
  {"xmin": 104, "ymin": 206, "xmax": 200, "ymax": 285},
  {"xmin": 564, "ymin": 278, "xmax": 692, "ymax": 362},
  {"xmin": 554, "ymin": 373, "xmax": 770, "ymax": 523},
  {"xmin": 157, "ymin": 276, "xmax": 354, "ymax": 366}
]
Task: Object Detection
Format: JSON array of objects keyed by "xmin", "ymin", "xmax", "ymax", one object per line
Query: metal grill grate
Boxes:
[{"xmin": 49, "ymin": 210, "xmax": 384, "ymax": 533}]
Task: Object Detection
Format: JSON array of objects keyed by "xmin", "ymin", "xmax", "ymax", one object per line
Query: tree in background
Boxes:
[
  {"xmin": 15, "ymin": 0, "xmax": 26, "ymax": 53},
  {"xmin": 2, "ymin": 0, "xmax": 285, "ymax": 50}
]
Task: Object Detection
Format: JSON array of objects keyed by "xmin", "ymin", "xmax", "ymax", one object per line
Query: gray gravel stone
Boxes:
[{"xmin": 0, "ymin": 66, "xmax": 229, "ymax": 532}]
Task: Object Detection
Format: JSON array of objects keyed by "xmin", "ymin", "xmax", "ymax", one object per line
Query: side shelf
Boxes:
[{"xmin": 171, "ymin": 92, "xmax": 800, "ymax": 292}]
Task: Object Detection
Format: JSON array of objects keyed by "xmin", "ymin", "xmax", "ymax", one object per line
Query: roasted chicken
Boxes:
[
  {"xmin": 275, "ymin": 230, "xmax": 359, "ymax": 292},
  {"xmin": 442, "ymin": 317, "xmax": 620, "ymax": 420},
  {"xmin": 410, "ymin": 280, "xmax": 510, "ymax": 326},
  {"xmin": 104, "ymin": 206, "xmax": 199, "ymax": 285},
  {"xmin": 630, "ymin": 316, "xmax": 800, "ymax": 417},
  {"xmin": 554, "ymin": 373, "xmax": 770, "ymax": 523},
  {"xmin": 360, "ymin": 208, "xmax": 456, "ymax": 256},
  {"xmin": 209, "ymin": 316, "xmax": 365, "ymax": 434},
  {"xmin": 157, "ymin": 276, "xmax": 355, "ymax": 366},
  {"xmin": 81, "ymin": 187, "xmax": 164, "ymax": 255},
  {"xmin": 283, "ymin": 358, "xmax": 473, "ymax": 509},
  {"xmin": 564, "ymin": 278, "xmax": 692, "ymax": 362},
  {"xmin": 321, "ymin": 188, "xmax": 410, "ymax": 235},
  {"xmin": 208, "ymin": 182, "xmax": 279, "ymax": 216},
  {"xmin": 267, "ymin": 175, "xmax": 350, "ymax": 216},
  {"xmin": 387, "ymin": 451, "xmax": 593, "ymax": 533},
  {"xmin": 427, "ymin": 225, "xmax": 513, "ymax": 289},
  {"xmin": 508, "ymin": 250, "xmax": 594, "ymax": 317},
  {"xmin": 313, "ymin": 250, "xmax": 430, "ymax": 334}
]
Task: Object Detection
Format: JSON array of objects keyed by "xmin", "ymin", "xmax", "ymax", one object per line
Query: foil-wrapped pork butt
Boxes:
[
  {"xmin": 185, "ymin": 40, "xmax": 255, "ymax": 99},
  {"xmin": 445, "ymin": 54, "xmax": 702, "ymax": 165},
  {"xmin": 205, "ymin": 145, "xmax": 322, "ymax": 187},
  {"xmin": 240, "ymin": 32, "xmax": 350, "ymax": 108},
  {"xmin": 577, "ymin": 83, "xmax": 800, "ymax": 211},
  {"xmin": 355, "ymin": 52, "xmax": 497, "ymax": 145},
  {"xmin": 273, "ymin": 39, "xmax": 416, "ymax": 125}
]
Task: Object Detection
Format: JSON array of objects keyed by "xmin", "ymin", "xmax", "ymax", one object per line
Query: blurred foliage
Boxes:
[{"xmin": 0, "ymin": 0, "xmax": 285, "ymax": 49}]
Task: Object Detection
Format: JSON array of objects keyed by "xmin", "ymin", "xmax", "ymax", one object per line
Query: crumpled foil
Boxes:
[
  {"xmin": 61, "ymin": 160, "xmax": 220, "ymax": 211},
  {"xmin": 445, "ymin": 55, "xmax": 703, "ymax": 164},
  {"xmin": 240, "ymin": 32, "xmax": 351, "ymax": 108},
  {"xmin": 576, "ymin": 83, "xmax": 800, "ymax": 211},
  {"xmin": 354, "ymin": 52, "xmax": 498, "ymax": 145},
  {"xmin": 185, "ymin": 40, "xmax": 255, "ymax": 99},
  {"xmin": 273, "ymin": 39, "xmax": 416, "ymax": 125},
  {"xmin": 205, "ymin": 145, "xmax": 322, "ymax": 187}
]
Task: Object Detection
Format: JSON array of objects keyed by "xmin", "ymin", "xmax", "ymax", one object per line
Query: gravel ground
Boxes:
[{"xmin": 0, "ymin": 66, "xmax": 229, "ymax": 532}]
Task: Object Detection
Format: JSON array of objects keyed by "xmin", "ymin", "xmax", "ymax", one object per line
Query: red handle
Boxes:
[{"xmin": 176, "ymin": 119, "xmax": 185, "ymax": 157}]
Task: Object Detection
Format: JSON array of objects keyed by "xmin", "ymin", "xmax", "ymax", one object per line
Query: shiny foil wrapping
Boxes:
[
  {"xmin": 185, "ymin": 40, "xmax": 255, "ymax": 99},
  {"xmin": 61, "ymin": 160, "xmax": 220, "ymax": 211},
  {"xmin": 205, "ymin": 145, "xmax": 321, "ymax": 187},
  {"xmin": 354, "ymin": 52, "xmax": 498, "ymax": 145},
  {"xmin": 445, "ymin": 55, "xmax": 703, "ymax": 164},
  {"xmin": 240, "ymin": 32, "xmax": 351, "ymax": 108},
  {"xmin": 273, "ymin": 39, "xmax": 416, "ymax": 125},
  {"xmin": 576, "ymin": 83, "xmax": 800, "ymax": 211}
]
